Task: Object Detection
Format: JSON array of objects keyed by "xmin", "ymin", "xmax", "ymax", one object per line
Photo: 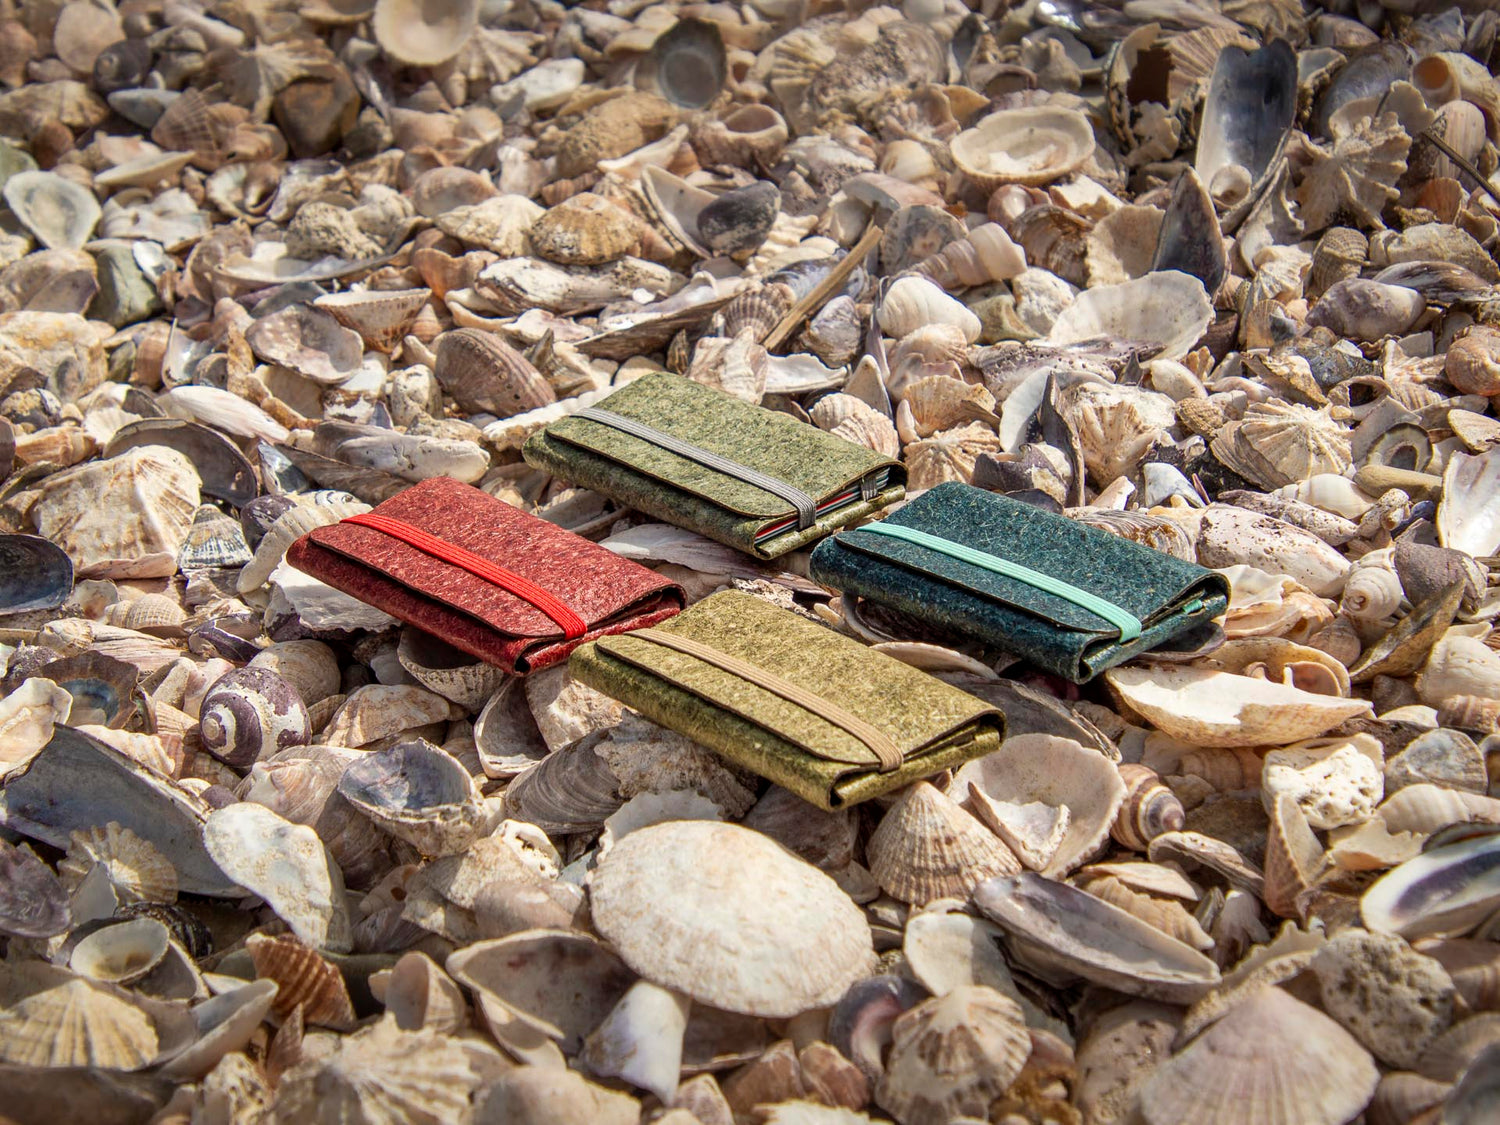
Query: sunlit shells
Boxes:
[
  {"xmin": 951, "ymin": 106, "xmax": 1095, "ymax": 190},
  {"xmin": 313, "ymin": 288, "xmax": 431, "ymax": 352},
  {"xmin": 1047, "ymin": 271, "xmax": 1212, "ymax": 361},
  {"xmin": 58, "ymin": 822, "xmax": 177, "ymax": 905},
  {"xmin": 0, "ymin": 966, "xmax": 158, "ymax": 1070},
  {"xmin": 867, "ymin": 781, "xmax": 1020, "ymax": 904},
  {"xmin": 589, "ymin": 820, "xmax": 875, "ymax": 1017},
  {"xmin": 2, "ymin": 171, "xmax": 100, "ymax": 250},
  {"xmin": 0, "ymin": 839, "xmax": 69, "ymax": 939},
  {"xmin": 336, "ymin": 739, "xmax": 485, "ymax": 858},
  {"xmin": 371, "ymin": 0, "xmax": 478, "ymax": 66}
]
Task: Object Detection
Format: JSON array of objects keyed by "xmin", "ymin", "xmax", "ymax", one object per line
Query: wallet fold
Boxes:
[
  {"xmin": 809, "ymin": 482, "xmax": 1230, "ymax": 683},
  {"xmin": 522, "ymin": 372, "xmax": 905, "ymax": 559},
  {"xmin": 569, "ymin": 589, "xmax": 1004, "ymax": 809},
  {"xmin": 285, "ymin": 477, "xmax": 684, "ymax": 674}
]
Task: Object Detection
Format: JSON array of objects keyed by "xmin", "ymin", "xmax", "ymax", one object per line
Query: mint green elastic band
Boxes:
[{"xmin": 856, "ymin": 522, "xmax": 1143, "ymax": 642}]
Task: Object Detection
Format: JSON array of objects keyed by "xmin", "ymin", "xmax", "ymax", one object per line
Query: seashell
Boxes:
[
  {"xmin": 0, "ymin": 838, "xmax": 69, "ymax": 939},
  {"xmin": 336, "ymin": 739, "xmax": 485, "ymax": 858},
  {"xmin": 276, "ymin": 1017, "xmax": 485, "ymax": 1119},
  {"xmin": 697, "ymin": 180, "xmax": 780, "ymax": 258},
  {"xmin": 319, "ymin": 683, "xmax": 461, "ymax": 749},
  {"xmin": 1048, "ymin": 271, "xmax": 1212, "ymax": 362},
  {"xmin": 589, "ymin": 820, "xmax": 875, "ymax": 1018},
  {"xmin": 69, "ymin": 917, "xmax": 170, "ymax": 986},
  {"xmin": 1418, "ymin": 626, "xmax": 1500, "ymax": 708},
  {"xmin": 1437, "ymin": 696, "xmax": 1500, "ymax": 735},
  {"xmin": 0, "ymin": 965, "xmax": 158, "ymax": 1070},
  {"xmin": 953, "ymin": 735, "xmax": 1124, "ymax": 877},
  {"xmin": 199, "ymin": 666, "xmax": 311, "ymax": 770},
  {"xmin": 1363, "ymin": 831, "xmax": 1500, "ymax": 939},
  {"xmin": 1138, "ymin": 986, "xmax": 1378, "ymax": 1125},
  {"xmin": 237, "ymin": 496, "xmax": 369, "ymax": 595},
  {"xmin": 692, "ymin": 105, "xmax": 788, "ymax": 169},
  {"xmin": 1197, "ymin": 505, "xmax": 1351, "ymax": 597},
  {"xmin": 446, "ymin": 929, "xmax": 633, "ymax": 1053},
  {"xmin": 1412, "ymin": 52, "xmax": 1500, "ymax": 141},
  {"xmin": 1438, "ymin": 447, "xmax": 1500, "ymax": 558},
  {"xmin": 57, "ymin": 822, "xmax": 177, "ymax": 905},
  {"xmin": 103, "ymin": 417, "xmax": 257, "ymax": 509},
  {"xmin": 905, "ymin": 422, "xmax": 1002, "ymax": 491},
  {"xmin": 36, "ymin": 446, "xmax": 201, "ymax": 580},
  {"xmin": 951, "ymin": 106, "xmax": 1095, "ymax": 190},
  {"xmin": 474, "ymin": 1065, "xmax": 638, "ymax": 1125},
  {"xmin": 1194, "ymin": 41, "xmax": 1297, "ymax": 219},
  {"xmin": 1086, "ymin": 204, "xmax": 1164, "ymax": 288},
  {"xmin": 557, "ymin": 92, "xmax": 679, "ymax": 182},
  {"xmin": 0, "ymin": 677, "xmax": 72, "ymax": 775},
  {"xmin": 1073, "ymin": 871, "xmax": 1213, "ymax": 951},
  {"xmin": 395, "ymin": 628, "xmax": 506, "ymax": 713},
  {"xmin": 1307, "ymin": 279, "xmax": 1425, "ymax": 342},
  {"xmin": 248, "ymin": 640, "xmax": 341, "ymax": 708},
  {"xmin": 433, "ymin": 327, "xmax": 556, "ymax": 418},
  {"xmin": 1419, "ymin": 938, "xmax": 1500, "ymax": 1014},
  {"xmin": 637, "ymin": 17, "xmax": 726, "ymax": 110},
  {"xmin": 897, "ymin": 376, "xmax": 996, "ymax": 441},
  {"xmin": 116, "ymin": 593, "xmax": 186, "ymax": 636},
  {"xmin": 741, "ymin": 785, "xmax": 856, "ymax": 873},
  {"xmin": 313, "ymin": 289, "xmax": 431, "ymax": 353},
  {"xmin": 1071, "ymin": 508, "xmax": 1196, "ymax": 562},
  {"xmin": 1377, "ymin": 784, "xmax": 1500, "ymax": 838},
  {"xmin": 1113, "ymin": 763, "xmax": 1187, "ymax": 852},
  {"xmin": 2, "ymin": 171, "xmax": 100, "ymax": 250},
  {"xmin": 1262, "ymin": 734, "xmax": 1384, "ymax": 830},
  {"xmin": 1152, "ymin": 169, "xmax": 1227, "ymax": 296},
  {"xmin": 914, "ymin": 222, "xmax": 1027, "ymax": 291},
  {"xmin": 1306, "ymin": 227, "xmax": 1369, "ymax": 301},
  {"xmin": 581, "ymin": 978, "xmax": 691, "ymax": 1103},
  {"xmin": 867, "ymin": 781, "xmax": 1020, "ymax": 904},
  {"xmin": 1263, "ymin": 792, "xmax": 1327, "ymax": 920},
  {"xmin": 878, "ymin": 275, "xmax": 981, "ymax": 343},
  {"xmin": 975, "ymin": 871, "xmax": 1221, "ymax": 1003},
  {"xmin": 1058, "ymin": 381, "xmax": 1176, "ymax": 487},
  {"xmin": 1341, "ymin": 554, "xmax": 1404, "ymax": 622},
  {"xmin": 1008, "ymin": 206, "xmax": 1091, "ymax": 288},
  {"xmin": 813, "ymin": 393, "xmax": 899, "ymax": 457},
  {"xmin": 371, "ymin": 0, "xmax": 476, "ymax": 66},
  {"xmin": 874, "ymin": 987, "xmax": 1032, "ymax": 1125},
  {"xmin": 499, "ymin": 735, "xmax": 621, "ymax": 832},
  {"xmin": 374, "ymin": 950, "xmax": 468, "ymax": 1035},
  {"xmin": 1446, "ymin": 327, "xmax": 1500, "ymax": 398},
  {"xmin": 0, "ymin": 533, "xmax": 72, "ymax": 614},
  {"xmin": 244, "ymin": 303, "xmax": 365, "ymax": 387},
  {"xmin": 177, "ymin": 506, "xmax": 253, "ymax": 571},
  {"xmin": 530, "ymin": 193, "xmax": 641, "ymax": 267},
  {"xmin": 1105, "ymin": 665, "xmax": 1371, "ymax": 748},
  {"xmin": 1294, "ymin": 104, "xmax": 1412, "ymax": 234},
  {"xmin": 203, "ymin": 801, "xmax": 352, "ymax": 951}
]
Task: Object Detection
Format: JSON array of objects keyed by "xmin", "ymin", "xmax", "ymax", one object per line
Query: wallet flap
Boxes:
[
  {"xmin": 826, "ymin": 483, "xmax": 1226, "ymax": 636},
  {"xmin": 540, "ymin": 373, "xmax": 900, "ymax": 522},
  {"xmin": 593, "ymin": 590, "xmax": 999, "ymax": 765},
  {"xmin": 303, "ymin": 478, "xmax": 677, "ymax": 640}
]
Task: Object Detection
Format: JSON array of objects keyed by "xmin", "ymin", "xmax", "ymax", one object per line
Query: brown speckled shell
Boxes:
[{"xmin": 433, "ymin": 328, "xmax": 556, "ymax": 418}]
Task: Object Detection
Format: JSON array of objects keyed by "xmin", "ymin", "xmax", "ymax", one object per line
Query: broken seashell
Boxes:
[
  {"xmin": 336, "ymin": 739, "xmax": 485, "ymax": 858},
  {"xmin": 1046, "ymin": 271, "xmax": 1211, "ymax": 361},
  {"xmin": 951, "ymin": 106, "xmax": 1095, "ymax": 190},
  {"xmin": 1363, "ymin": 832, "xmax": 1500, "ymax": 939}
]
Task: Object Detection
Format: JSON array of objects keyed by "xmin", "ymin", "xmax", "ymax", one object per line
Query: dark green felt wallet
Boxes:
[
  {"xmin": 522, "ymin": 372, "xmax": 904, "ymax": 559},
  {"xmin": 809, "ymin": 482, "xmax": 1230, "ymax": 683},
  {"xmin": 569, "ymin": 589, "xmax": 1004, "ymax": 809}
]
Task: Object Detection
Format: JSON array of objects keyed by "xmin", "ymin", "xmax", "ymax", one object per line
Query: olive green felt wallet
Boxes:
[
  {"xmin": 569, "ymin": 590, "xmax": 1004, "ymax": 809},
  {"xmin": 522, "ymin": 372, "xmax": 905, "ymax": 559},
  {"xmin": 809, "ymin": 482, "xmax": 1230, "ymax": 683}
]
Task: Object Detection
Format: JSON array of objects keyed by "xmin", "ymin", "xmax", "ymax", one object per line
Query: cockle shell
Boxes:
[
  {"xmin": 1105, "ymin": 665, "xmax": 1371, "ymax": 748},
  {"xmin": 866, "ymin": 781, "xmax": 1020, "ymax": 903},
  {"xmin": 950, "ymin": 106, "xmax": 1094, "ymax": 190},
  {"xmin": 199, "ymin": 666, "xmax": 311, "ymax": 770}
]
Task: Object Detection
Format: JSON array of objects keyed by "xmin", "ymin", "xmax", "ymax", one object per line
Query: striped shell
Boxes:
[
  {"xmin": 433, "ymin": 328, "xmax": 556, "ymax": 418},
  {"xmin": 247, "ymin": 933, "xmax": 358, "ymax": 1029},
  {"xmin": 1306, "ymin": 227, "xmax": 1367, "ymax": 302},
  {"xmin": 199, "ymin": 667, "xmax": 311, "ymax": 770},
  {"xmin": 1112, "ymin": 764, "xmax": 1186, "ymax": 852}
]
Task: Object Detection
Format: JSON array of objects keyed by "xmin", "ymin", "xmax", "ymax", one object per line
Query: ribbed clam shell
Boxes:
[
  {"xmin": 433, "ymin": 328, "xmax": 556, "ymax": 417},
  {"xmin": 0, "ymin": 968, "xmax": 158, "ymax": 1069},
  {"xmin": 867, "ymin": 781, "xmax": 1021, "ymax": 904},
  {"xmin": 199, "ymin": 666, "xmax": 311, "ymax": 770},
  {"xmin": 246, "ymin": 932, "xmax": 358, "ymax": 1030},
  {"xmin": 58, "ymin": 822, "xmax": 179, "ymax": 904},
  {"xmin": 1263, "ymin": 793, "xmax": 1326, "ymax": 920},
  {"xmin": 718, "ymin": 281, "xmax": 795, "ymax": 343}
]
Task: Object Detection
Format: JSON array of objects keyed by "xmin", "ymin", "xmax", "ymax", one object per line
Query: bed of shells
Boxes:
[{"xmin": 0, "ymin": 0, "xmax": 1499, "ymax": 1123}]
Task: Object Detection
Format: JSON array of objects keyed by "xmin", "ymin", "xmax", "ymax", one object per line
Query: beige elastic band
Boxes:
[{"xmin": 630, "ymin": 628, "xmax": 904, "ymax": 772}]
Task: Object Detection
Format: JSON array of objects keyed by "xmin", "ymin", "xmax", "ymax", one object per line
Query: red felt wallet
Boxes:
[{"xmin": 285, "ymin": 477, "xmax": 684, "ymax": 674}]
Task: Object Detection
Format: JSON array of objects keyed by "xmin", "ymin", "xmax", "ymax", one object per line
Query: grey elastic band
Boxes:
[{"xmin": 577, "ymin": 407, "xmax": 819, "ymax": 530}]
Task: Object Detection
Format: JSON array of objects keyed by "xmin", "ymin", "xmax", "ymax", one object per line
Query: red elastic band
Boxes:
[{"xmin": 343, "ymin": 512, "xmax": 588, "ymax": 640}]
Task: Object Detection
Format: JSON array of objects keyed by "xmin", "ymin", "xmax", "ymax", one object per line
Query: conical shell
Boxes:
[{"xmin": 867, "ymin": 781, "xmax": 1021, "ymax": 904}]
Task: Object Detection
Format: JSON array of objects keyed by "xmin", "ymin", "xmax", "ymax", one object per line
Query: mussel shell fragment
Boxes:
[{"xmin": 0, "ymin": 534, "xmax": 72, "ymax": 615}]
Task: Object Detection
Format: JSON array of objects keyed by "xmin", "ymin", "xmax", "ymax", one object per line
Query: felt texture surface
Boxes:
[
  {"xmin": 569, "ymin": 589, "xmax": 1004, "ymax": 809},
  {"xmin": 809, "ymin": 482, "xmax": 1230, "ymax": 683},
  {"xmin": 286, "ymin": 477, "xmax": 684, "ymax": 673},
  {"xmin": 523, "ymin": 372, "xmax": 904, "ymax": 558}
]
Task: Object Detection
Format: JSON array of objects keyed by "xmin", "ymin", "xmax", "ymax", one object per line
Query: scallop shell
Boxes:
[
  {"xmin": 313, "ymin": 288, "xmax": 431, "ymax": 353},
  {"xmin": 951, "ymin": 106, "xmax": 1095, "ymax": 190},
  {"xmin": 953, "ymin": 735, "xmax": 1124, "ymax": 878},
  {"xmin": 905, "ymin": 422, "xmax": 1002, "ymax": 490},
  {"xmin": 588, "ymin": 820, "xmax": 876, "ymax": 1018},
  {"xmin": 371, "ymin": 0, "xmax": 477, "ymax": 66},
  {"xmin": 1047, "ymin": 270, "xmax": 1212, "ymax": 361},
  {"xmin": 530, "ymin": 193, "xmax": 642, "ymax": 266},
  {"xmin": 58, "ymin": 822, "xmax": 178, "ymax": 904},
  {"xmin": 2, "ymin": 171, "xmax": 101, "ymax": 250},
  {"xmin": 809, "ymin": 393, "xmax": 900, "ymax": 458},
  {"xmin": 336, "ymin": 739, "xmax": 485, "ymax": 858},
  {"xmin": 0, "ymin": 966, "xmax": 158, "ymax": 1070},
  {"xmin": 867, "ymin": 781, "xmax": 1021, "ymax": 904},
  {"xmin": 433, "ymin": 328, "xmax": 556, "ymax": 418},
  {"xmin": 1138, "ymin": 986, "xmax": 1378, "ymax": 1125},
  {"xmin": 1105, "ymin": 665, "xmax": 1371, "ymax": 748},
  {"xmin": 875, "ymin": 987, "xmax": 1032, "ymax": 1125},
  {"xmin": 1058, "ymin": 381, "xmax": 1177, "ymax": 487}
]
